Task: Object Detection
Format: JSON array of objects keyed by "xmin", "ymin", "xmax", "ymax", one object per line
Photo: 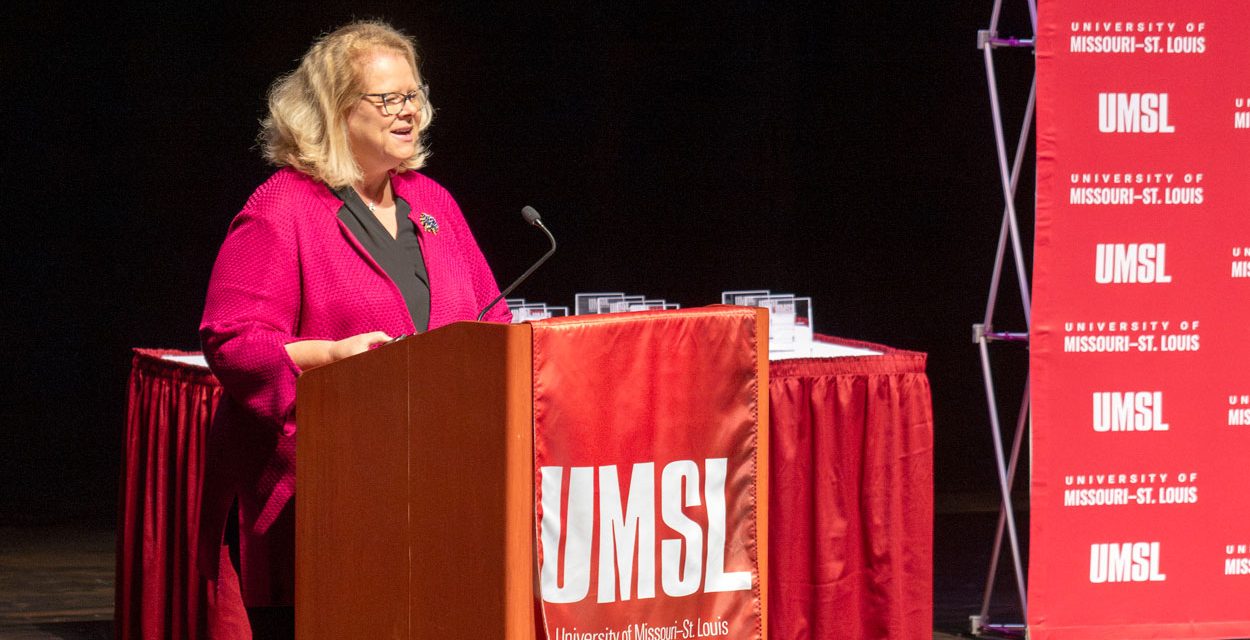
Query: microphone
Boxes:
[{"xmin": 477, "ymin": 206, "xmax": 558, "ymax": 321}]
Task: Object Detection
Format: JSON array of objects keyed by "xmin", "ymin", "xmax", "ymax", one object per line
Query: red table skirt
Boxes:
[
  {"xmin": 768, "ymin": 337, "xmax": 933, "ymax": 639},
  {"xmin": 117, "ymin": 339, "xmax": 933, "ymax": 639},
  {"xmin": 116, "ymin": 349, "xmax": 247, "ymax": 640}
]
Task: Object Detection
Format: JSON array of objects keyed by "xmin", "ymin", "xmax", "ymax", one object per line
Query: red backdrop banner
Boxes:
[
  {"xmin": 532, "ymin": 308, "xmax": 763, "ymax": 640},
  {"xmin": 1032, "ymin": 2, "xmax": 1250, "ymax": 637}
]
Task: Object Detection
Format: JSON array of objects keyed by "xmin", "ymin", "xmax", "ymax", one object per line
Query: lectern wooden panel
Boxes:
[
  {"xmin": 296, "ymin": 310, "xmax": 769, "ymax": 639},
  {"xmin": 296, "ymin": 322, "xmax": 536, "ymax": 640}
]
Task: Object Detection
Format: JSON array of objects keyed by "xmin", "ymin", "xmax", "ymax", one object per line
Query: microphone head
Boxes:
[{"xmin": 521, "ymin": 205, "xmax": 542, "ymax": 226}]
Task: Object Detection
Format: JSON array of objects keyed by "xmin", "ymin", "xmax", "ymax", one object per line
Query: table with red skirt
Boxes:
[{"xmin": 117, "ymin": 336, "xmax": 932, "ymax": 639}]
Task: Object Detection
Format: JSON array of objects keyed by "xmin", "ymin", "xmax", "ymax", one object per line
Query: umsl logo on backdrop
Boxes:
[
  {"xmin": 1099, "ymin": 93, "xmax": 1175, "ymax": 133},
  {"xmin": 1093, "ymin": 392, "xmax": 1169, "ymax": 432},
  {"xmin": 1068, "ymin": 21, "xmax": 1207, "ymax": 55},
  {"xmin": 1095, "ymin": 243, "xmax": 1172, "ymax": 283},
  {"xmin": 1090, "ymin": 542, "xmax": 1167, "ymax": 583},
  {"xmin": 1230, "ymin": 394, "xmax": 1250, "ymax": 426},
  {"xmin": 538, "ymin": 457, "xmax": 752, "ymax": 604},
  {"xmin": 1230, "ymin": 247, "xmax": 1250, "ymax": 278},
  {"xmin": 1234, "ymin": 97, "xmax": 1250, "ymax": 128},
  {"xmin": 1226, "ymin": 543, "xmax": 1250, "ymax": 575}
]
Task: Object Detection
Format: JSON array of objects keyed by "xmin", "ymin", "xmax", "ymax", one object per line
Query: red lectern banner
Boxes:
[
  {"xmin": 1032, "ymin": 1, "xmax": 1250, "ymax": 638},
  {"xmin": 532, "ymin": 308, "xmax": 763, "ymax": 640}
]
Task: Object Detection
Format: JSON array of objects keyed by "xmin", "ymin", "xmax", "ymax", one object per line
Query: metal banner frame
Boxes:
[{"xmin": 971, "ymin": 0, "xmax": 1036, "ymax": 635}]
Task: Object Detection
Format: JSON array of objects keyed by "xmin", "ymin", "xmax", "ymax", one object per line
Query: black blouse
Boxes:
[{"xmin": 332, "ymin": 186, "xmax": 431, "ymax": 332}]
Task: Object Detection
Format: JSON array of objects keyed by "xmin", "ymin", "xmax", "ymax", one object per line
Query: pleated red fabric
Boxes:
[
  {"xmin": 116, "ymin": 349, "xmax": 249, "ymax": 639},
  {"xmin": 118, "ymin": 334, "xmax": 932, "ymax": 640},
  {"xmin": 767, "ymin": 336, "xmax": 933, "ymax": 640}
]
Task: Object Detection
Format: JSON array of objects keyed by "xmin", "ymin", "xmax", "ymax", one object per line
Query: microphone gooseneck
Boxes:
[{"xmin": 476, "ymin": 206, "xmax": 558, "ymax": 321}]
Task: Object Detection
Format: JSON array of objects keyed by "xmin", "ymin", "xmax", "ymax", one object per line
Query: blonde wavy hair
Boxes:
[{"xmin": 259, "ymin": 20, "xmax": 434, "ymax": 188}]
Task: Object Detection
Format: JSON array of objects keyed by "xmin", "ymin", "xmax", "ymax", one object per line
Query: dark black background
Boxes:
[{"xmin": 0, "ymin": 2, "xmax": 1035, "ymax": 524}]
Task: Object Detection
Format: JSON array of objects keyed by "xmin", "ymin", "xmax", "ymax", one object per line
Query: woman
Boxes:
[{"xmin": 199, "ymin": 19, "xmax": 511, "ymax": 636}]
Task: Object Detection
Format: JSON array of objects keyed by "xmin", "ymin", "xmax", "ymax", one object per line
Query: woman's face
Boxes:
[{"xmin": 346, "ymin": 50, "xmax": 421, "ymax": 181}]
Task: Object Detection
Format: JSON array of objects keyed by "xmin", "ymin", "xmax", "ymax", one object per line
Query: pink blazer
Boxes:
[{"xmin": 199, "ymin": 167, "xmax": 511, "ymax": 603}]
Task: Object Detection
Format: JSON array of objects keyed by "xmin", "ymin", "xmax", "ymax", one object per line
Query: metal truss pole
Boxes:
[{"xmin": 971, "ymin": 0, "xmax": 1037, "ymax": 636}]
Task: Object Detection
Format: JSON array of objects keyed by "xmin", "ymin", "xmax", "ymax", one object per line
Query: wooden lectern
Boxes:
[
  {"xmin": 295, "ymin": 311, "xmax": 768, "ymax": 639},
  {"xmin": 296, "ymin": 322, "xmax": 537, "ymax": 639}
]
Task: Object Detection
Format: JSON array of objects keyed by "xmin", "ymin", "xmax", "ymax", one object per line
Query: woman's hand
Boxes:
[
  {"xmin": 329, "ymin": 331, "xmax": 393, "ymax": 360},
  {"xmin": 284, "ymin": 331, "xmax": 392, "ymax": 370}
]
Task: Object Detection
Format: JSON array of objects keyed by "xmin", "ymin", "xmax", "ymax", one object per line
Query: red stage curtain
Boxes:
[
  {"xmin": 768, "ymin": 337, "xmax": 933, "ymax": 640},
  {"xmin": 116, "ymin": 349, "xmax": 248, "ymax": 639}
]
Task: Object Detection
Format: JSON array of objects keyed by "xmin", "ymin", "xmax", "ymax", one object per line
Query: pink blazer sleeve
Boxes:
[{"xmin": 200, "ymin": 200, "xmax": 305, "ymax": 435}]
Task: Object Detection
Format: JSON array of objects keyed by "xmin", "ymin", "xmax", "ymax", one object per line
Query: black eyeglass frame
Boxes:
[{"xmin": 360, "ymin": 84, "xmax": 430, "ymax": 116}]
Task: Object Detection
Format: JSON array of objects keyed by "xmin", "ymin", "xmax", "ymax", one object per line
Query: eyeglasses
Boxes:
[{"xmin": 360, "ymin": 84, "xmax": 430, "ymax": 116}]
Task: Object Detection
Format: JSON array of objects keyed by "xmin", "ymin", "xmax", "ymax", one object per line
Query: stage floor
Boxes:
[
  {"xmin": 0, "ymin": 525, "xmax": 112, "ymax": 639},
  {"xmin": 0, "ymin": 495, "xmax": 1024, "ymax": 639}
]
